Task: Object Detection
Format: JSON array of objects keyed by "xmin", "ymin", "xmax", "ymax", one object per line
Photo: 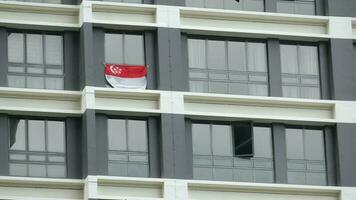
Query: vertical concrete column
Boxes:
[
  {"xmin": 66, "ymin": 117, "xmax": 83, "ymax": 179},
  {"xmin": 80, "ymin": 23, "xmax": 96, "ymax": 89},
  {"xmin": 64, "ymin": 31, "xmax": 80, "ymax": 91},
  {"xmin": 82, "ymin": 109, "xmax": 98, "ymax": 177},
  {"xmin": 326, "ymin": 0, "xmax": 356, "ymax": 17},
  {"xmin": 272, "ymin": 123, "xmax": 287, "ymax": 183},
  {"xmin": 0, "ymin": 28, "xmax": 8, "ymax": 87},
  {"xmin": 0, "ymin": 114, "xmax": 9, "ymax": 176},
  {"xmin": 267, "ymin": 39, "xmax": 282, "ymax": 97}
]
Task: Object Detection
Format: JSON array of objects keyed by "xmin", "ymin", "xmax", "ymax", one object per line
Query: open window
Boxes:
[{"xmin": 233, "ymin": 121, "xmax": 254, "ymax": 157}]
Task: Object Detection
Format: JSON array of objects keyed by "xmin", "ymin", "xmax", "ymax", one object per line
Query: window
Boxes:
[
  {"xmin": 286, "ymin": 128, "xmax": 326, "ymax": 185},
  {"xmin": 8, "ymin": 32, "xmax": 64, "ymax": 90},
  {"xmin": 4, "ymin": 0, "xmax": 62, "ymax": 4},
  {"xmin": 105, "ymin": 33, "xmax": 145, "ymax": 65},
  {"xmin": 102, "ymin": 0, "xmax": 142, "ymax": 3},
  {"xmin": 186, "ymin": 0, "xmax": 265, "ymax": 12},
  {"xmin": 107, "ymin": 119, "xmax": 149, "ymax": 177},
  {"xmin": 9, "ymin": 119, "xmax": 66, "ymax": 178},
  {"xmin": 277, "ymin": 0, "xmax": 316, "ymax": 15},
  {"xmin": 280, "ymin": 44, "xmax": 320, "ymax": 99},
  {"xmin": 188, "ymin": 38, "xmax": 269, "ymax": 96},
  {"xmin": 192, "ymin": 123, "xmax": 274, "ymax": 183}
]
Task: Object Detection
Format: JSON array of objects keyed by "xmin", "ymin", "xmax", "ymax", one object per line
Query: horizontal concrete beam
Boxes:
[{"xmin": 0, "ymin": 86, "xmax": 356, "ymax": 125}]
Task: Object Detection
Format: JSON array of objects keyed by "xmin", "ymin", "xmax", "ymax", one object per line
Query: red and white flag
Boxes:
[{"xmin": 105, "ymin": 64, "xmax": 147, "ymax": 89}]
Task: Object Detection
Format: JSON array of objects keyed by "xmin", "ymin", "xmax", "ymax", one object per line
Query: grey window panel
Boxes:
[
  {"xmin": 304, "ymin": 129, "xmax": 325, "ymax": 160},
  {"xmin": 122, "ymin": 0, "xmax": 142, "ymax": 3},
  {"xmin": 288, "ymin": 171, "xmax": 306, "ymax": 184},
  {"xmin": 298, "ymin": 46, "xmax": 319, "ymax": 75},
  {"xmin": 48, "ymin": 165, "xmax": 66, "ymax": 178},
  {"xmin": 206, "ymin": 0, "xmax": 224, "ymax": 9},
  {"xmin": 213, "ymin": 168, "xmax": 234, "ymax": 181},
  {"xmin": 192, "ymin": 123, "xmax": 211, "ymax": 155},
  {"xmin": 108, "ymin": 119, "xmax": 127, "ymax": 151},
  {"xmin": 228, "ymin": 41, "xmax": 246, "ymax": 71},
  {"xmin": 286, "ymin": 128, "xmax": 304, "ymax": 159},
  {"xmin": 300, "ymin": 86, "xmax": 320, "ymax": 99},
  {"xmin": 49, "ymin": 155, "xmax": 66, "ymax": 162},
  {"xmin": 27, "ymin": 66, "xmax": 44, "ymax": 74},
  {"xmin": 253, "ymin": 127, "xmax": 272, "ymax": 158},
  {"xmin": 209, "ymin": 81, "xmax": 228, "ymax": 94},
  {"xmin": 26, "ymin": 76, "xmax": 45, "ymax": 89},
  {"xmin": 188, "ymin": 39, "xmax": 206, "ymax": 69},
  {"xmin": 186, "ymin": 0, "xmax": 205, "ymax": 8},
  {"xmin": 243, "ymin": 0, "xmax": 264, "ymax": 12},
  {"xmin": 29, "ymin": 155, "xmax": 46, "ymax": 162},
  {"xmin": 105, "ymin": 33, "xmax": 123, "ymax": 64},
  {"xmin": 124, "ymin": 34, "xmax": 145, "ymax": 65},
  {"xmin": 306, "ymin": 172, "xmax": 326, "ymax": 186},
  {"xmin": 9, "ymin": 163, "xmax": 27, "ymax": 176},
  {"xmin": 247, "ymin": 42, "xmax": 267, "ymax": 72},
  {"xmin": 109, "ymin": 152, "xmax": 128, "ymax": 161},
  {"xmin": 277, "ymin": 1, "xmax": 295, "ymax": 14},
  {"xmin": 190, "ymin": 80, "xmax": 209, "ymax": 93},
  {"xmin": 10, "ymin": 120, "xmax": 26, "ymax": 150},
  {"xmin": 229, "ymin": 82, "xmax": 249, "ymax": 95},
  {"xmin": 213, "ymin": 156, "xmax": 233, "ymax": 167},
  {"xmin": 129, "ymin": 153, "xmax": 148, "ymax": 162},
  {"xmin": 127, "ymin": 120, "xmax": 148, "ymax": 152},
  {"xmin": 45, "ymin": 35, "xmax": 63, "ymax": 65},
  {"xmin": 127, "ymin": 163, "xmax": 149, "ymax": 177},
  {"xmin": 248, "ymin": 84, "xmax": 268, "ymax": 96},
  {"xmin": 207, "ymin": 40, "xmax": 226, "ymax": 70},
  {"xmin": 28, "ymin": 120, "xmax": 46, "ymax": 152},
  {"xmin": 9, "ymin": 65, "xmax": 25, "ymax": 73},
  {"xmin": 45, "ymin": 77, "xmax": 64, "ymax": 90},
  {"xmin": 8, "ymin": 75, "xmax": 26, "ymax": 88},
  {"xmin": 10, "ymin": 154, "xmax": 26, "ymax": 161},
  {"xmin": 8, "ymin": 33, "xmax": 24, "ymax": 63},
  {"xmin": 26, "ymin": 34, "xmax": 43, "ymax": 64},
  {"xmin": 47, "ymin": 121, "xmax": 65, "ymax": 153},
  {"xmin": 46, "ymin": 68, "xmax": 63, "ymax": 75},
  {"xmin": 108, "ymin": 162, "xmax": 128, "ymax": 176},
  {"xmin": 224, "ymin": 0, "xmax": 241, "ymax": 10},
  {"xmin": 280, "ymin": 45, "xmax": 298, "ymax": 74},
  {"xmin": 209, "ymin": 72, "xmax": 228, "ymax": 80},
  {"xmin": 254, "ymin": 170, "xmax": 274, "ymax": 183},
  {"xmin": 29, "ymin": 164, "xmax": 46, "ymax": 177},
  {"xmin": 282, "ymin": 85, "xmax": 299, "ymax": 98},
  {"xmin": 193, "ymin": 167, "xmax": 213, "ymax": 180},
  {"xmin": 295, "ymin": 1, "xmax": 315, "ymax": 15},
  {"xmin": 235, "ymin": 169, "xmax": 253, "ymax": 182}
]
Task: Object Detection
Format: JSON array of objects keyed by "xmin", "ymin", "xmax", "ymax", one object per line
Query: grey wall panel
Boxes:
[
  {"xmin": 64, "ymin": 31, "xmax": 80, "ymax": 91},
  {"xmin": 315, "ymin": 0, "xmax": 326, "ymax": 16},
  {"xmin": 335, "ymin": 123, "xmax": 356, "ymax": 186},
  {"xmin": 160, "ymin": 114, "xmax": 175, "ymax": 178},
  {"xmin": 66, "ymin": 117, "xmax": 82, "ymax": 179},
  {"xmin": 155, "ymin": 0, "xmax": 184, "ymax": 6},
  {"xmin": 157, "ymin": 28, "xmax": 171, "ymax": 90},
  {"xmin": 329, "ymin": 39, "xmax": 356, "ymax": 101},
  {"xmin": 0, "ymin": 28, "xmax": 7, "ymax": 87},
  {"xmin": 145, "ymin": 31, "xmax": 157, "ymax": 90},
  {"xmin": 96, "ymin": 114, "xmax": 108, "ymax": 175},
  {"xmin": 326, "ymin": 0, "xmax": 356, "ymax": 17},
  {"xmin": 318, "ymin": 42, "xmax": 331, "ymax": 100},
  {"xmin": 93, "ymin": 28, "xmax": 106, "ymax": 88},
  {"xmin": 185, "ymin": 118, "xmax": 193, "ymax": 179},
  {"xmin": 0, "ymin": 114, "xmax": 9, "ymax": 175},
  {"xmin": 272, "ymin": 123, "xmax": 287, "ymax": 183},
  {"xmin": 324, "ymin": 126, "xmax": 336, "ymax": 186},
  {"xmin": 82, "ymin": 109, "xmax": 97, "ymax": 177},
  {"xmin": 80, "ymin": 23, "xmax": 96, "ymax": 89},
  {"xmin": 148, "ymin": 117, "xmax": 161, "ymax": 178},
  {"xmin": 267, "ymin": 39, "xmax": 282, "ymax": 97}
]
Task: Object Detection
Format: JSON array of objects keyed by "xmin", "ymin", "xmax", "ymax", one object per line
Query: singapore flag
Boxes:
[{"xmin": 105, "ymin": 64, "xmax": 147, "ymax": 89}]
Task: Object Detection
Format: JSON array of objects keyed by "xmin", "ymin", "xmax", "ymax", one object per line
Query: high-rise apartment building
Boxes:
[{"xmin": 0, "ymin": 0, "xmax": 356, "ymax": 199}]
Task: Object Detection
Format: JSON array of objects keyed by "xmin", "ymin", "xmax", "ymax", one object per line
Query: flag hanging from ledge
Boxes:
[{"xmin": 105, "ymin": 64, "xmax": 147, "ymax": 89}]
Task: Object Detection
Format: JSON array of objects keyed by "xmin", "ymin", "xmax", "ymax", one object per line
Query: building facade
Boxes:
[{"xmin": 0, "ymin": 0, "xmax": 356, "ymax": 199}]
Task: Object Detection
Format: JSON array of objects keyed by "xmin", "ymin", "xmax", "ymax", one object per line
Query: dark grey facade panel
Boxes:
[
  {"xmin": 160, "ymin": 114, "xmax": 175, "ymax": 178},
  {"xmin": 329, "ymin": 39, "xmax": 356, "ymax": 101},
  {"xmin": 64, "ymin": 31, "xmax": 80, "ymax": 91},
  {"xmin": 318, "ymin": 42, "xmax": 331, "ymax": 100},
  {"xmin": 144, "ymin": 31, "xmax": 157, "ymax": 90},
  {"xmin": 66, "ymin": 117, "xmax": 82, "ymax": 179},
  {"xmin": 267, "ymin": 39, "xmax": 282, "ymax": 97},
  {"xmin": 80, "ymin": 23, "xmax": 96, "ymax": 89},
  {"xmin": 0, "ymin": 28, "xmax": 7, "ymax": 87},
  {"xmin": 272, "ymin": 123, "xmax": 287, "ymax": 183},
  {"xmin": 154, "ymin": 0, "xmax": 184, "ymax": 6},
  {"xmin": 315, "ymin": 0, "xmax": 325, "ymax": 16},
  {"xmin": 324, "ymin": 126, "xmax": 336, "ymax": 186},
  {"xmin": 0, "ymin": 114, "xmax": 9, "ymax": 176},
  {"xmin": 148, "ymin": 117, "xmax": 161, "ymax": 178},
  {"xmin": 82, "ymin": 109, "xmax": 97, "ymax": 177},
  {"xmin": 265, "ymin": 0, "xmax": 277, "ymax": 12},
  {"xmin": 335, "ymin": 123, "xmax": 356, "ymax": 186},
  {"xmin": 326, "ymin": 0, "xmax": 356, "ymax": 17},
  {"xmin": 184, "ymin": 118, "xmax": 193, "ymax": 179},
  {"xmin": 156, "ymin": 28, "xmax": 171, "ymax": 90},
  {"xmin": 93, "ymin": 28, "xmax": 106, "ymax": 88},
  {"xmin": 95, "ymin": 114, "xmax": 109, "ymax": 175}
]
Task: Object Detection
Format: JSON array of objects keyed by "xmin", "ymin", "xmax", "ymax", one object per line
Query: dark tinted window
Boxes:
[
  {"xmin": 286, "ymin": 128, "xmax": 326, "ymax": 185},
  {"xmin": 192, "ymin": 123, "xmax": 274, "ymax": 183},
  {"xmin": 186, "ymin": 0, "xmax": 265, "ymax": 12},
  {"xmin": 9, "ymin": 119, "xmax": 66, "ymax": 178},
  {"xmin": 107, "ymin": 119, "xmax": 149, "ymax": 177},
  {"xmin": 8, "ymin": 33, "xmax": 64, "ymax": 90},
  {"xmin": 233, "ymin": 122, "xmax": 253, "ymax": 157},
  {"xmin": 188, "ymin": 38, "xmax": 268, "ymax": 96},
  {"xmin": 280, "ymin": 44, "xmax": 320, "ymax": 99}
]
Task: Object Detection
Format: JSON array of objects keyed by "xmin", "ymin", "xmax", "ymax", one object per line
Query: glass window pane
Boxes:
[
  {"xmin": 108, "ymin": 163, "xmax": 127, "ymax": 176},
  {"xmin": 295, "ymin": 1, "xmax": 315, "ymax": 15},
  {"xmin": 8, "ymin": 33, "xmax": 24, "ymax": 63},
  {"xmin": 209, "ymin": 81, "xmax": 228, "ymax": 94},
  {"xmin": 208, "ymin": 40, "xmax": 226, "ymax": 70},
  {"xmin": 253, "ymin": 127, "xmax": 272, "ymax": 158},
  {"xmin": 45, "ymin": 77, "xmax": 64, "ymax": 90},
  {"xmin": 212, "ymin": 125, "xmax": 232, "ymax": 156},
  {"xmin": 188, "ymin": 39, "xmax": 206, "ymax": 69},
  {"xmin": 28, "ymin": 120, "xmax": 46, "ymax": 151},
  {"xmin": 286, "ymin": 128, "xmax": 304, "ymax": 159},
  {"xmin": 299, "ymin": 46, "xmax": 319, "ymax": 75},
  {"xmin": 124, "ymin": 34, "xmax": 145, "ymax": 65},
  {"xmin": 26, "ymin": 76, "xmax": 45, "ymax": 89},
  {"xmin": 192, "ymin": 124, "xmax": 211, "ymax": 155},
  {"xmin": 282, "ymin": 85, "xmax": 299, "ymax": 98},
  {"xmin": 300, "ymin": 86, "xmax": 320, "ymax": 99},
  {"xmin": 9, "ymin": 163, "xmax": 27, "ymax": 176},
  {"xmin": 194, "ymin": 167, "xmax": 213, "ymax": 180},
  {"xmin": 254, "ymin": 170, "xmax": 274, "ymax": 183},
  {"xmin": 288, "ymin": 171, "xmax": 306, "ymax": 185},
  {"xmin": 127, "ymin": 163, "xmax": 149, "ymax": 177},
  {"xmin": 190, "ymin": 80, "xmax": 209, "ymax": 93},
  {"xmin": 244, "ymin": 0, "xmax": 264, "ymax": 12},
  {"xmin": 277, "ymin": 1, "xmax": 295, "ymax": 14},
  {"xmin": 206, "ymin": 0, "xmax": 224, "ymax": 9},
  {"xmin": 247, "ymin": 42, "xmax": 267, "ymax": 72},
  {"xmin": 249, "ymin": 84, "xmax": 268, "ymax": 96},
  {"xmin": 10, "ymin": 119, "xmax": 26, "ymax": 150},
  {"xmin": 48, "ymin": 165, "xmax": 66, "ymax": 178},
  {"xmin": 27, "ymin": 34, "xmax": 43, "ymax": 64},
  {"xmin": 306, "ymin": 172, "xmax": 326, "ymax": 186},
  {"xmin": 228, "ymin": 41, "xmax": 246, "ymax": 71},
  {"xmin": 45, "ymin": 35, "xmax": 63, "ymax": 65},
  {"xmin": 224, "ymin": 0, "xmax": 241, "ymax": 10},
  {"xmin": 105, "ymin": 33, "xmax": 123, "ymax": 64},
  {"xmin": 47, "ymin": 121, "xmax": 65, "ymax": 153},
  {"xmin": 281, "ymin": 45, "xmax": 298, "ymax": 74},
  {"xmin": 304, "ymin": 129, "xmax": 325, "ymax": 160},
  {"xmin": 108, "ymin": 119, "xmax": 127, "ymax": 151},
  {"xmin": 8, "ymin": 75, "xmax": 25, "ymax": 88},
  {"xmin": 186, "ymin": 0, "xmax": 205, "ymax": 7},
  {"xmin": 29, "ymin": 164, "xmax": 46, "ymax": 177},
  {"xmin": 127, "ymin": 120, "xmax": 148, "ymax": 152}
]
